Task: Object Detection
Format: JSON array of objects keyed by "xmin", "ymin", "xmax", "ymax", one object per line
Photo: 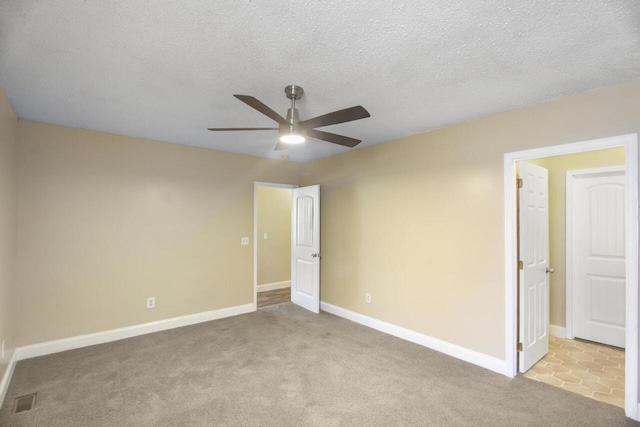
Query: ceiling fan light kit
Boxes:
[
  {"xmin": 208, "ymin": 85, "xmax": 370, "ymax": 151},
  {"xmin": 280, "ymin": 132, "xmax": 305, "ymax": 144}
]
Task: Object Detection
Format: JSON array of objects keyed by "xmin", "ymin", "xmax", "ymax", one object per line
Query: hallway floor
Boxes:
[
  {"xmin": 524, "ymin": 335, "xmax": 625, "ymax": 407},
  {"xmin": 257, "ymin": 287, "xmax": 290, "ymax": 308}
]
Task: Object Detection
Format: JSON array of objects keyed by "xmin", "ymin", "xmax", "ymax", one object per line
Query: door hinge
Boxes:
[
  {"xmin": 518, "ymin": 260, "xmax": 524, "ymax": 270},
  {"xmin": 516, "ymin": 178, "xmax": 523, "ymax": 188},
  {"xmin": 517, "ymin": 342, "xmax": 523, "ymax": 352}
]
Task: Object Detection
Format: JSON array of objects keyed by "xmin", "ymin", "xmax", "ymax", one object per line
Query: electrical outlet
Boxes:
[
  {"xmin": 147, "ymin": 297, "xmax": 156, "ymax": 309},
  {"xmin": 365, "ymin": 293, "xmax": 372, "ymax": 304},
  {"xmin": 241, "ymin": 237, "xmax": 249, "ymax": 245},
  {"xmin": 263, "ymin": 233, "xmax": 268, "ymax": 240}
]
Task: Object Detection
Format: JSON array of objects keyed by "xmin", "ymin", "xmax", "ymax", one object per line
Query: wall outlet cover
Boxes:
[{"xmin": 146, "ymin": 297, "xmax": 156, "ymax": 309}]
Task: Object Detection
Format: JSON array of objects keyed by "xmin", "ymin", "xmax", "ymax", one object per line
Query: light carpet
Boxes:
[{"xmin": 0, "ymin": 303, "xmax": 636, "ymax": 426}]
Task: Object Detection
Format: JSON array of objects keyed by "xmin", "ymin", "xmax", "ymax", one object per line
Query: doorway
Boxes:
[
  {"xmin": 517, "ymin": 155, "xmax": 626, "ymax": 407},
  {"xmin": 253, "ymin": 182, "xmax": 297, "ymax": 309},
  {"xmin": 504, "ymin": 133, "xmax": 639, "ymax": 419}
]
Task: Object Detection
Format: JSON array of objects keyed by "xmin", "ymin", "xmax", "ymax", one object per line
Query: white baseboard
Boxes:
[
  {"xmin": 0, "ymin": 349, "xmax": 17, "ymax": 410},
  {"xmin": 550, "ymin": 324, "xmax": 567, "ymax": 339},
  {"xmin": 257, "ymin": 281, "xmax": 290, "ymax": 292},
  {"xmin": 320, "ymin": 302, "xmax": 512, "ymax": 377},
  {"xmin": 16, "ymin": 303, "xmax": 255, "ymax": 361}
]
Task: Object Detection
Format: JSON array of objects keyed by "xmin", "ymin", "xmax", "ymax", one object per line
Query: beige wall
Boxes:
[
  {"xmin": 5, "ymin": 78, "xmax": 640, "ymax": 361},
  {"xmin": 0, "ymin": 88, "xmax": 18, "ymax": 377},
  {"xmin": 301, "ymin": 79, "xmax": 640, "ymax": 359},
  {"xmin": 257, "ymin": 187, "xmax": 292, "ymax": 286},
  {"xmin": 523, "ymin": 149, "xmax": 626, "ymax": 328},
  {"xmin": 15, "ymin": 121, "xmax": 299, "ymax": 346}
]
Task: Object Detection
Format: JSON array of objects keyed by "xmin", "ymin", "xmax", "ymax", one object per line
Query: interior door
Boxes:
[
  {"xmin": 571, "ymin": 169, "xmax": 626, "ymax": 348},
  {"xmin": 291, "ymin": 185, "xmax": 320, "ymax": 313},
  {"xmin": 518, "ymin": 161, "xmax": 550, "ymax": 373}
]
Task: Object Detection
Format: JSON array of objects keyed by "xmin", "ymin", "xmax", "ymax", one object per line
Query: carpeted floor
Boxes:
[{"xmin": 0, "ymin": 303, "xmax": 636, "ymax": 426}]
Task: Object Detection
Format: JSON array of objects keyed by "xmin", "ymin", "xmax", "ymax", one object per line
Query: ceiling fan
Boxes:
[{"xmin": 208, "ymin": 85, "xmax": 370, "ymax": 150}]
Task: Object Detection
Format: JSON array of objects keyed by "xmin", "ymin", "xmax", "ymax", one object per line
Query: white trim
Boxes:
[
  {"xmin": 566, "ymin": 169, "xmax": 575, "ymax": 340},
  {"xmin": 504, "ymin": 154, "xmax": 518, "ymax": 378},
  {"xmin": 624, "ymin": 138, "xmax": 639, "ymax": 421},
  {"xmin": 321, "ymin": 302, "xmax": 512, "ymax": 377},
  {"xmin": 504, "ymin": 133, "xmax": 639, "ymax": 420},
  {"xmin": 0, "ymin": 349, "xmax": 18, "ymax": 410},
  {"xmin": 15, "ymin": 303, "xmax": 254, "ymax": 361},
  {"xmin": 549, "ymin": 324, "xmax": 567, "ymax": 339},
  {"xmin": 253, "ymin": 182, "xmax": 297, "ymax": 311},
  {"xmin": 253, "ymin": 181, "xmax": 299, "ymax": 190},
  {"xmin": 565, "ymin": 166, "xmax": 626, "ymax": 341},
  {"xmin": 257, "ymin": 281, "xmax": 291, "ymax": 292}
]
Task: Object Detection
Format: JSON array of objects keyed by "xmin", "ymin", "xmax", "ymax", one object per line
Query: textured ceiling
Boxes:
[{"xmin": 1, "ymin": 1, "xmax": 639, "ymax": 162}]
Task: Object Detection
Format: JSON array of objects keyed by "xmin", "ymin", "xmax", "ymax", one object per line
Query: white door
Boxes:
[
  {"xmin": 570, "ymin": 168, "xmax": 626, "ymax": 348},
  {"xmin": 291, "ymin": 185, "xmax": 320, "ymax": 313},
  {"xmin": 519, "ymin": 162, "xmax": 550, "ymax": 373}
]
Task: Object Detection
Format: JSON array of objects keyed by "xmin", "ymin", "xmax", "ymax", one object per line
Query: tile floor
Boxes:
[
  {"xmin": 523, "ymin": 335, "xmax": 625, "ymax": 408},
  {"xmin": 257, "ymin": 287, "xmax": 291, "ymax": 308}
]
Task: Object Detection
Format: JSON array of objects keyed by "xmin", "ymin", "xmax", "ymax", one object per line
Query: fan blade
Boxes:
[
  {"xmin": 300, "ymin": 105, "xmax": 370, "ymax": 129},
  {"xmin": 274, "ymin": 141, "xmax": 289, "ymax": 151},
  {"xmin": 234, "ymin": 95, "xmax": 288, "ymax": 125},
  {"xmin": 306, "ymin": 129, "xmax": 361, "ymax": 148},
  {"xmin": 208, "ymin": 127, "xmax": 277, "ymax": 131}
]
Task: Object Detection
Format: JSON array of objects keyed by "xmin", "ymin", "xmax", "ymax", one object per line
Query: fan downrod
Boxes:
[{"xmin": 285, "ymin": 85, "xmax": 304, "ymax": 100}]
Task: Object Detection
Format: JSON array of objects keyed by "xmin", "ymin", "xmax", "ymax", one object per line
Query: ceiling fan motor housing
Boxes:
[
  {"xmin": 281, "ymin": 86, "xmax": 305, "ymax": 140},
  {"xmin": 281, "ymin": 107, "xmax": 305, "ymax": 139}
]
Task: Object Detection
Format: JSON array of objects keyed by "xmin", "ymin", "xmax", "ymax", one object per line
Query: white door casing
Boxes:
[
  {"xmin": 518, "ymin": 161, "xmax": 550, "ymax": 373},
  {"xmin": 568, "ymin": 168, "xmax": 626, "ymax": 348},
  {"xmin": 291, "ymin": 185, "xmax": 320, "ymax": 313}
]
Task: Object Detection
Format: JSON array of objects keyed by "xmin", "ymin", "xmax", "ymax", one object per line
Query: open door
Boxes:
[
  {"xmin": 291, "ymin": 185, "xmax": 320, "ymax": 313},
  {"xmin": 518, "ymin": 161, "xmax": 550, "ymax": 373}
]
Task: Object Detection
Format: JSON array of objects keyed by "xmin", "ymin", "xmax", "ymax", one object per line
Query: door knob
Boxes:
[
  {"xmin": 546, "ymin": 267, "xmax": 555, "ymax": 274},
  {"xmin": 311, "ymin": 253, "xmax": 321, "ymax": 258}
]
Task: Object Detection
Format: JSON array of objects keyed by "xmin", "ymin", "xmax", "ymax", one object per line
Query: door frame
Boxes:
[
  {"xmin": 504, "ymin": 133, "xmax": 638, "ymax": 419},
  {"xmin": 565, "ymin": 166, "xmax": 626, "ymax": 341},
  {"xmin": 253, "ymin": 181, "xmax": 298, "ymax": 310}
]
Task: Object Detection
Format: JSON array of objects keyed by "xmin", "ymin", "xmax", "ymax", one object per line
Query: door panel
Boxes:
[
  {"xmin": 572, "ymin": 170, "xmax": 625, "ymax": 348},
  {"xmin": 291, "ymin": 185, "xmax": 320, "ymax": 313},
  {"xmin": 295, "ymin": 259, "xmax": 314, "ymax": 295},
  {"xmin": 519, "ymin": 161, "xmax": 550, "ymax": 373}
]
